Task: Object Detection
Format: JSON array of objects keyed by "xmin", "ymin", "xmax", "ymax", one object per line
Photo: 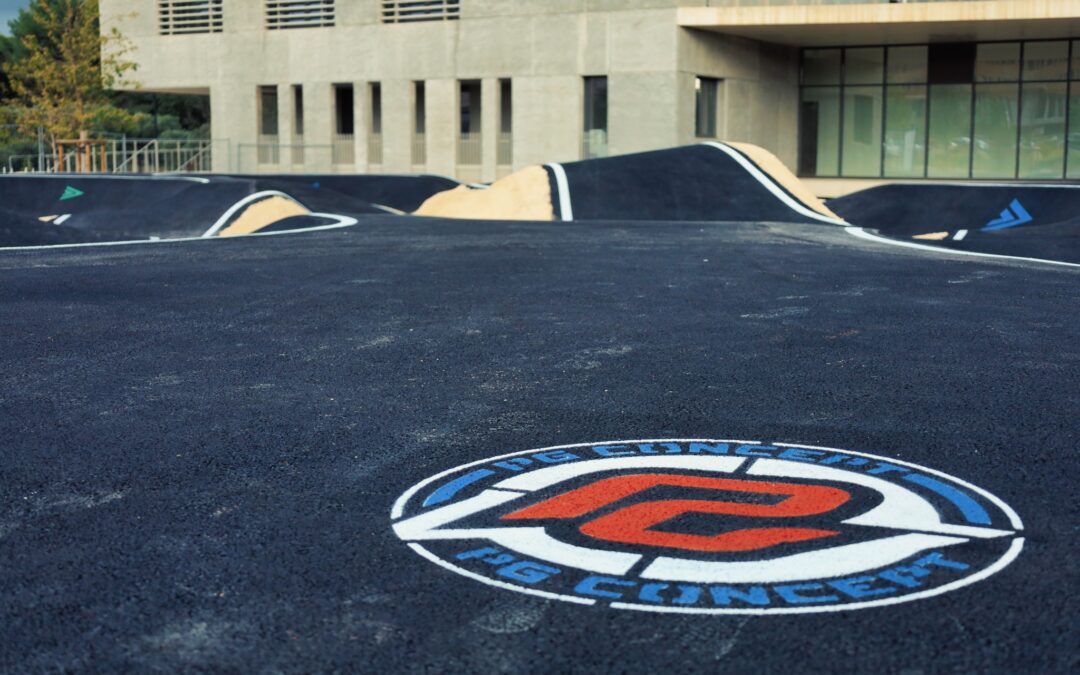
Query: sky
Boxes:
[{"xmin": 0, "ymin": 0, "xmax": 29, "ymax": 37}]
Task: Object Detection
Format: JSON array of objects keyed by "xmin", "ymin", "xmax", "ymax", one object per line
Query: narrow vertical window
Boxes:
[
  {"xmin": 498, "ymin": 79, "xmax": 513, "ymax": 166},
  {"xmin": 583, "ymin": 76, "xmax": 608, "ymax": 159},
  {"xmin": 368, "ymin": 83, "xmax": 383, "ymax": 165},
  {"xmin": 257, "ymin": 85, "xmax": 279, "ymax": 165},
  {"xmin": 413, "ymin": 81, "xmax": 426, "ymax": 166},
  {"xmin": 333, "ymin": 84, "xmax": 355, "ymax": 165},
  {"xmin": 458, "ymin": 80, "xmax": 482, "ymax": 165},
  {"xmin": 259, "ymin": 85, "xmax": 279, "ymax": 137},
  {"xmin": 293, "ymin": 85, "xmax": 304, "ymax": 136},
  {"xmin": 695, "ymin": 77, "xmax": 718, "ymax": 138}
]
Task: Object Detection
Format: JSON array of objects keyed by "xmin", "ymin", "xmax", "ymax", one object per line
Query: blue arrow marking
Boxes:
[{"xmin": 982, "ymin": 198, "xmax": 1032, "ymax": 231}]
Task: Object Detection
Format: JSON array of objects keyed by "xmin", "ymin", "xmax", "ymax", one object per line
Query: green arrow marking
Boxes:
[{"xmin": 60, "ymin": 186, "xmax": 84, "ymax": 201}]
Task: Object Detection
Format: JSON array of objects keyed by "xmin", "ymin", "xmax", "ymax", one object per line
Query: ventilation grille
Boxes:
[
  {"xmin": 266, "ymin": 0, "xmax": 335, "ymax": 30},
  {"xmin": 158, "ymin": 0, "xmax": 223, "ymax": 35},
  {"xmin": 382, "ymin": 1, "xmax": 460, "ymax": 24}
]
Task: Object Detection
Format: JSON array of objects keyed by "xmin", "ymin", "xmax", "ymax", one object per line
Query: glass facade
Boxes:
[{"xmin": 800, "ymin": 40, "xmax": 1080, "ymax": 180}]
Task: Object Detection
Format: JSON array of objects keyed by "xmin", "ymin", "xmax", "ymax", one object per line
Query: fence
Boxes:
[
  {"xmin": 4, "ymin": 138, "xmax": 220, "ymax": 174},
  {"xmin": 237, "ymin": 141, "xmax": 332, "ymax": 173},
  {"xmin": 497, "ymin": 132, "xmax": 512, "ymax": 166},
  {"xmin": 412, "ymin": 133, "xmax": 426, "ymax": 166},
  {"xmin": 333, "ymin": 133, "xmax": 355, "ymax": 165},
  {"xmin": 457, "ymin": 132, "xmax": 481, "ymax": 166},
  {"xmin": 582, "ymin": 129, "xmax": 608, "ymax": 160},
  {"xmin": 368, "ymin": 133, "xmax": 384, "ymax": 165}
]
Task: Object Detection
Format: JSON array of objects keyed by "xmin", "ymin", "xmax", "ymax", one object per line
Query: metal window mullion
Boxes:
[
  {"xmin": 1064, "ymin": 40, "xmax": 1073, "ymax": 178},
  {"xmin": 880, "ymin": 47, "xmax": 888, "ymax": 178},
  {"xmin": 968, "ymin": 82, "xmax": 976, "ymax": 179},
  {"xmin": 1015, "ymin": 42, "xmax": 1025, "ymax": 179},
  {"xmin": 837, "ymin": 49, "xmax": 845, "ymax": 177}
]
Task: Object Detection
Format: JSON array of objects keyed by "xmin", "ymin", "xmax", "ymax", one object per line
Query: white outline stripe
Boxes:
[
  {"xmin": 0, "ymin": 213, "xmax": 358, "ymax": 252},
  {"xmin": 201, "ymin": 190, "xmax": 306, "ymax": 237},
  {"xmin": 0, "ymin": 174, "xmax": 210, "ymax": 184},
  {"xmin": 772, "ymin": 442, "xmax": 1023, "ymax": 531},
  {"xmin": 703, "ymin": 142, "xmax": 848, "ymax": 226},
  {"xmin": 846, "ymin": 226, "xmax": 1080, "ymax": 270},
  {"xmin": 407, "ymin": 543, "xmax": 595, "ymax": 605},
  {"xmin": 609, "ymin": 537, "xmax": 1024, "ymax": 615},
  {"xmin": 545, "ymin": 163, "xmax": 574, "ymax": 222},
  {"xmin": 390, "ymin": 438, "xmax": 761, "ymax": 520},
  {"xmin": 953, "ymin": 229, "xmax": 968, "ymax": 241}
]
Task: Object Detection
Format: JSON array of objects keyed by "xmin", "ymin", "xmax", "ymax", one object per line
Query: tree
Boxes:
[{"xmin": 3, "ymin": 0, "xmax": 137, "ymax": 140}]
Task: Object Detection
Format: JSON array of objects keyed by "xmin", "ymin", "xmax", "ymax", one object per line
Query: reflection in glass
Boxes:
[
  {"xmin": 846, "ymin": 48, "xmax": 884, "ymax": 85},
  {"xmin": 1019, "ymin": 82, "xmax": 1066, "ymax": 178},
  {"xmin": 927, "ymin": 84, "xmax": 972, "ymax": 178},
  {"xmin": 803, "ymin": 49, "xmax": 841, "ymax": 85},
  {"xmin": 972, "ymin": 84, "xmax": 1018, "ymax": 178},
  {"xmin": 800, "ymin": 87, "xmax": 840, "ymax": 176},
  {"xmin": 1023, "ymin": 41, "xmax": 1069, "ymax": 81},
  {"xmin": 887, "ymin": 46, "xmax": 928, "ymax": 84},
  {"xmin": 842, "ymin": 86, "xmax": 882, "ymax": 176},
  {"xmin": 1068, "ymin": 84, "xmax": 1080, "ymax": 178},
  {"xmin": 975, "ymin": 43, "xmax": 1020, "ymax": 83},
  {"xmin": 884, "ymin": 85, "xmax": 926, "ymax": 177}
]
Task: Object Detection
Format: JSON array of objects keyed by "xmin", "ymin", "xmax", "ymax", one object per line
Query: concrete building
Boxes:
[{"xmin": 100, "ymin": 1, "xmax": 1080, "ymax": 193}]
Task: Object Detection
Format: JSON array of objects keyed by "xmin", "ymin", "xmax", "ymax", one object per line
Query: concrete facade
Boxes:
[
  {"xmin": 100, "ymin": 1, "xmax": 1077, "ymax": 185},
  {"xmin": 100, "ymin": 0, "xmax": 798, "ymax": 176}
]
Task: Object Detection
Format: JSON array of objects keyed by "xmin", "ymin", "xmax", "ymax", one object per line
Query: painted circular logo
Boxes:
[{"xmin": 391, "ymin": 439, "xmax": 1023, "ymax": 614}]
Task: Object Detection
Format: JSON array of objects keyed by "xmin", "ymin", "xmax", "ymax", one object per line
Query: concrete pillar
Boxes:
[
  {"xmin": 353, "ymin": 81, "xmax": 369, "ymax": 171},
  {"xmin": 426, "ymin": 78, "xmax": 457, "ymax": 178},
  {"xmin": 481, "ymin": 77, "xmax": 499, "ymax": 182},
  {"xmin": 514, "ymin": 75, "xmax": 582, "ymax": 168},
  {"xmin": 211, "ymin": 83, "xmax": 256, "ymax": 173},
  {"xmin": 608, "ymin": 72, "xmax": 681, "ymax": 156},
  {"xmin": 277, "ymin": 84, "xmax": 294, "ymax": 171},
  {"xmin": 382, "ymin": 79, "xmax": 411, "ymax": 173},
  {"xmin": 305, "ymin": 81, "xmax": 334, "ymax": 172}
]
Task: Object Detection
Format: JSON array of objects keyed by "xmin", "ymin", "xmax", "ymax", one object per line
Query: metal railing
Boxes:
[
  {"xmin": 5, "ymin": 138, "xmax": 218, "ymax": 173},
  {"xmin": 412, "ymin": 132, "xmax": 426, "ymax": 165},
  {"xmin": 497, "ymin": 132, "xmax": 512, "ymax": 166},
  {"xmin": 291, "ymin": 135, "xmax": 305, "ymax": 165},
  {"xmin": 257, "ymin": 134, "xmax": 280, "ymax": 164},
  {"xmin": 582, "ymin": 129, "xmax": 608, "ymax": 160},
  {"xmin": 368, "ymin": 133, "xmax": 384, "ymax": 165},
  {"xmin": 332, "ymin": 133, "xmax": 355, "ymax": 165},
  {"xmin": 237, "ymin": 142, "xmax": 332, "ymax": 173},
  {"xmin": 457, "ymin": 131, "xmax": 481, "ymax": 166}
]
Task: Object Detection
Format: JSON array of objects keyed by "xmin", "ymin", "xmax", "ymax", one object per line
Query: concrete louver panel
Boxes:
[
  {"xmin": 157, "ymin": 0, "xmax": 223, "ymax": 35},
  {"xmin": 265, "ymin": 0, "xmax": 335, "ymax": 30},
  {"xmin": 381, "ymin": 0, "xmax": 460, "ymax": 24}
]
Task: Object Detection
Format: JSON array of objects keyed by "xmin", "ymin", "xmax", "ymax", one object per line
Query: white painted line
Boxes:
[
  {"xmin": 371, "ymin": 203, "xmax": 405, "ymax": 215},
  {"xmin": 0, "ymin": 174, "xmax": 210, "ymax": 184},
  {"xmin": 846, "ymin": 226, "xmax": 1080, "ymax": 270},
  {"xmin": 609, "ymin": 538, "xmax": 1024, "ymax": 615},
  {"xmin": 545, "ymin": 163, "xmax": 574, "ymax": 222},
  {"xmin": 201, "ymin": 190, "xmax": 305, "ymax": 238},
  {"xmin": 0, "ymin": 212, "xmax": 358, "ymax": 252},
  {"xmin": 953, "ymin": 229, "xmax": 968, "ymax": 241},
  {"xmin": 703, "ymin": 142, "xmax": 848, "ymax": 226},
  {"xmin": 390, "ymin": 438, "xmax": 761, "ymax": 520},
  {"xmin": 53, "ymin": 214, "xmax": 71, "ymax": 225}
]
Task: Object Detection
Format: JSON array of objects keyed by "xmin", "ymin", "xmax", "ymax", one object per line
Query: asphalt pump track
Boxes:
[{"xmin": 0, "ymin": 151, "xmax": 1077, "ymax": 672}]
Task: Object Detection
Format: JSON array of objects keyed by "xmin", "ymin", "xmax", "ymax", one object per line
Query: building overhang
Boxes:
[{"xmin": 677, "ymin": 1, "xmax": 1080, "ymax": 47}]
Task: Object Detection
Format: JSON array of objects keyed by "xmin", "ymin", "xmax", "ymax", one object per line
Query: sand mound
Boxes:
[{"xmin": 414, "ymin": 165, "xmax": 554, "ymax": 221}]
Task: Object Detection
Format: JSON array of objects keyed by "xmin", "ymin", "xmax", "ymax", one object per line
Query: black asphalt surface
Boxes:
[
  {"xmin": 830, "ymin": 183, "xmax": 1080, "ymax": 263},
  {"xmin": 0, "ymin": 173, "xmax": 455, "ymax": 246},
  {"xmin": 1, "ymin": 215, "xmax": 1077, "ymax": 672},
  {"xmin": 549, "ymin": 145, "xmax": 833, "ymax": 223}
]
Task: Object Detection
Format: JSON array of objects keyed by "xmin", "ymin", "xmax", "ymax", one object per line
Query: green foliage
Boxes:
[{"xmin": 0, "ymin": 0, "xmax": 210, "ymax": 149}]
